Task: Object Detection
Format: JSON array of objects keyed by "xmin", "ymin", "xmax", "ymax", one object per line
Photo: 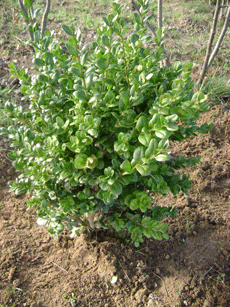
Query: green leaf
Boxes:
[
  {"xmin": 68, "ymin": 36, "xmax": 78, "ymax": 47},
  {"xmin": 130, "ymin": 33, "xmax": 139, "ymax": 45},
  {"xmin": 152, "ymin": 231, "xmax": 164, "ymax": 240},
  {"xmin": 165, "ymin": 114, "xmax": 178, "ymax": 123},
  {"xmin": 156, "ymin": 27, "xmax": 162, "ymax": 44},
  {"xmin": 136, "ymin": 115, "xmax": 148, "ymax": 132},
  {"xmin": 74, "ymin": 154, "xmax": 88, "ymax": 169},
  {"xmin": 8, "ymin": 61, "xmax": 16, "ymax": 69},
  {"xmin": 34, "ymin": 58, "xmax": 45, "ymax": 66},
  {"xmin": 149, "ymin": 113, "xmax": 161, "ymax": 128},
  {"xmin": 132, "ymin": 94, "xmax": 144, "ymax": 107},
  {"xmin": 56, "ymin": 116, "xmax": 64, "ymax": 127},
  {"xmin": 165, "ymin": 123, "xmax": 178, "ymax": 131},
  {"xmin": 76, "ymin": 28, "xmax": 81, "ymax": 41},
  {"xmin": 102, "ymin": 17, "xmax": 109, "ymax": 25},
  {"xmin": 70, "ymin": 67, "xmax": 80, "ymax": 76},
  {"xmin": 121, "ymin": 160, "xmax": 133, "ymax": 174},
  {"xmin": 38, "ymin": 74, "xmax": 48, "ymax": 83},
  {"xmin": 23, "ymin": 0, "xmax": 33, "ymax": 9},
  {"xmin": 15, "ymin": 187, "xmax": 27, "ymax": 195},
  {"xmin": 110, "ymin": 181, "xmax": 122, "ymax": 196},
  {"xmin": 96, "ymin": 59, "xmax": 107, "ymax": 71},
  {"xmin": 7, "ymin": 151, "xmax": 18, "ymax": 159},
  {"xmin": 73, "ymin": 90, "xmax": 87, "ymax": 102},
  {"xmin": 155, "ymin": 153, "xmax": 170, "ymax": 162},
  {"xmin": 80, "ymin": 51, "xmax": 89, "ymax": 65},
  {"xmin": 182, "ymin": 62, "xmax": 193, "ymax": 72},
  {"xmin": 145, "ymin": 138, "xmax": 158, "ymax": 159},
  {"xmin": 132, "ymin": 146, "xmax": 145, "ymax": 166},
  {"xmin": 86, "ymin": 155, "xmax": 98, "ymax": 169},
  {"xmin": 136, "ymin": 164, "xmax": 151, "ymax": 176},
  {"xmin": 66, "ymin": 43, "xmax": 77, "ymax": 56},
  {"xmin": 62, "ymin": 25, "xmax": 73, "ymax": 36},
  {"xmin": 119, "ymin": 92, "xmax": 130, "ymax": 111},
  {"xmin": 134, "ymin": 12, "xmax": 142, "ymax": 24},
  {"xmin": 138, "ymin": 132, "xmax": 152, "ymax": 147},
  {"xmin": 158, "ymin": 139, "xmax": 169, "ymax": 150},
  {"xmin": 33, "ymin": 8, "xmax": 41, "ymax": 19},
  {"xmin": 146, "ymin": 73, "xmax": 153, "ymax": 80},
  {"xmin": 155, "ymin": 129, "xmax": 170, "ymax": 139},
  {"xmin": 131, "ymin": 226, "xmax": 144, "ymax": 247},
  {"xmin": 19, "ymin": 10, "xmax": 29, "ymax": 21},
  {"xmin": 102, "ymin": 35, "xmax": 110, "ymax": 47}
]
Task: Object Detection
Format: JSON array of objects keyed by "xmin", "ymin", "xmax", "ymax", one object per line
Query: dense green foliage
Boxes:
[{"xmin": 1, "ymin": 2, "xmax": 212, "ymax": 246}]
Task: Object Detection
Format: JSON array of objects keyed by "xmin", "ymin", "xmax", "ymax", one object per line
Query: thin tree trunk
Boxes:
[
  {"xmin": 158, "ymin": 0, "xmax": 163, "ymax": 28},
  {"xmin": 220, "ymin": 0, "xmax": 230, "ymax": 18},
  {"xmin": 207, "ymin": 6, "xmax": 230, "ymax": 69},
  {"xmin": 196, "ymin": 0, "xmax": 221, "ymax": 87}
]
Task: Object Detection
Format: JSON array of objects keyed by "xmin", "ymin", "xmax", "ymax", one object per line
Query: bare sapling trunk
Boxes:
[
  {"xmin": 220, "ymin": 0, "xmax": 230, "ymax": 18},
  {"xmin": 196, "ymin": 0, "xmax": 222, "ymax": 87},
  {"xmin": 207, "ymin": 6, "xmax": 230, "ymax": 68},
  {"xmin": 158, "ymin": 0, "xmax": 163, "ymax": 28}
]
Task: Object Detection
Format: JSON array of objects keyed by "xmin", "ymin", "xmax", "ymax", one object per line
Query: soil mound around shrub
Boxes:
[{"xmin": 0, "ymin": 104, "xmax": 230, "ymax": 307}]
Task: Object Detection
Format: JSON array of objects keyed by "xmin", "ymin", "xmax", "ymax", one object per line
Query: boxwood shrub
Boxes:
[{"xmin": 1, "ymin": 2, "xmax": 212, "ymax": 246}]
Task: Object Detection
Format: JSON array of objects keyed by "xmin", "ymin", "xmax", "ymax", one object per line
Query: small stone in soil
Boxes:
[
  {"xmin": 155, "ymin": 268, "xmax": 160, "ymax": 274},
  {"xmin": 135, "ymin": 288, "xmax": 148, "ymax": 302}
]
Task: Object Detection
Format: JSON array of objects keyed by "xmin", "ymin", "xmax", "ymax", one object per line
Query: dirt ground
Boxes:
[
  {"xmin": 0, "ymin": 103, "xmax": 230, "ymax": 307},
  {"xmin": 1, "ymin": 1, "xmax": 230, "ymax": 306}
]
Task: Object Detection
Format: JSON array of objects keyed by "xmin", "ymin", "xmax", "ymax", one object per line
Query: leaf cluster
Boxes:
[{"xmin": 1, "ymin": 2, "xmax": 212, "ymax": 246}]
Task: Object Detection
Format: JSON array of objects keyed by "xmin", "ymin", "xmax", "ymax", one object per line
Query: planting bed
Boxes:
[
  {"xmin": 0, "ymin": 0, "xmax": 230, "ymax": 306},
  {"xmin": 0, "ymin": 104, "xmax": 230, "ymax": 307}
]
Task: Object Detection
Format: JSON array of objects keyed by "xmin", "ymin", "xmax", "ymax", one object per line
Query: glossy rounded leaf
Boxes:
[
  {"xmin": 110, "ymin": 181, "xmax": 122, "ymax": 196},
  {"xmin": 165, "ymin": 114, "xmax": 178, "ymax": 123},
  {"xmin": 165, "ymin": 123, "xmax": 178, "ymax": 131},
  {"xmin": 74, "ymin": 154, "xmax": 88, "ymax": 169},
  {"xmin": 73, "ymin": 90, "xmax": 87, "ymax": 102},
  {"xmin": 136, "ymin": 115, "xmax": 148, "ymax": 132},
  {"xmin": 155, "ymin": 129, "xmax": 170, "ymax": 139},
  {"xmin": 136, "ymin": 164, "xmax": 151, "ymax": 176},
  {"xmin": 155, "ymin": 153, "xmax": 170, "ymax": 162},
  {"xmin": 121, "ymin": 160, "xmax": 133, "ymax": 174}
]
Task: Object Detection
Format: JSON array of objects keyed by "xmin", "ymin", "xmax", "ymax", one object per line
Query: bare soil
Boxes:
[
  {"xmin": 0, "ymin": 104, "xmax": 230, "ymax": 307},
  {"xmin": 1, "ymin": 1, "xmax": 230, "ymax": 306}
]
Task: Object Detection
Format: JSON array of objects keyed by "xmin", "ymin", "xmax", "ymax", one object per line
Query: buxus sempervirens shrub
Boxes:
[{"xmin": 1, "ymin": 3, "xmax": 212, "ymax": 246}]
